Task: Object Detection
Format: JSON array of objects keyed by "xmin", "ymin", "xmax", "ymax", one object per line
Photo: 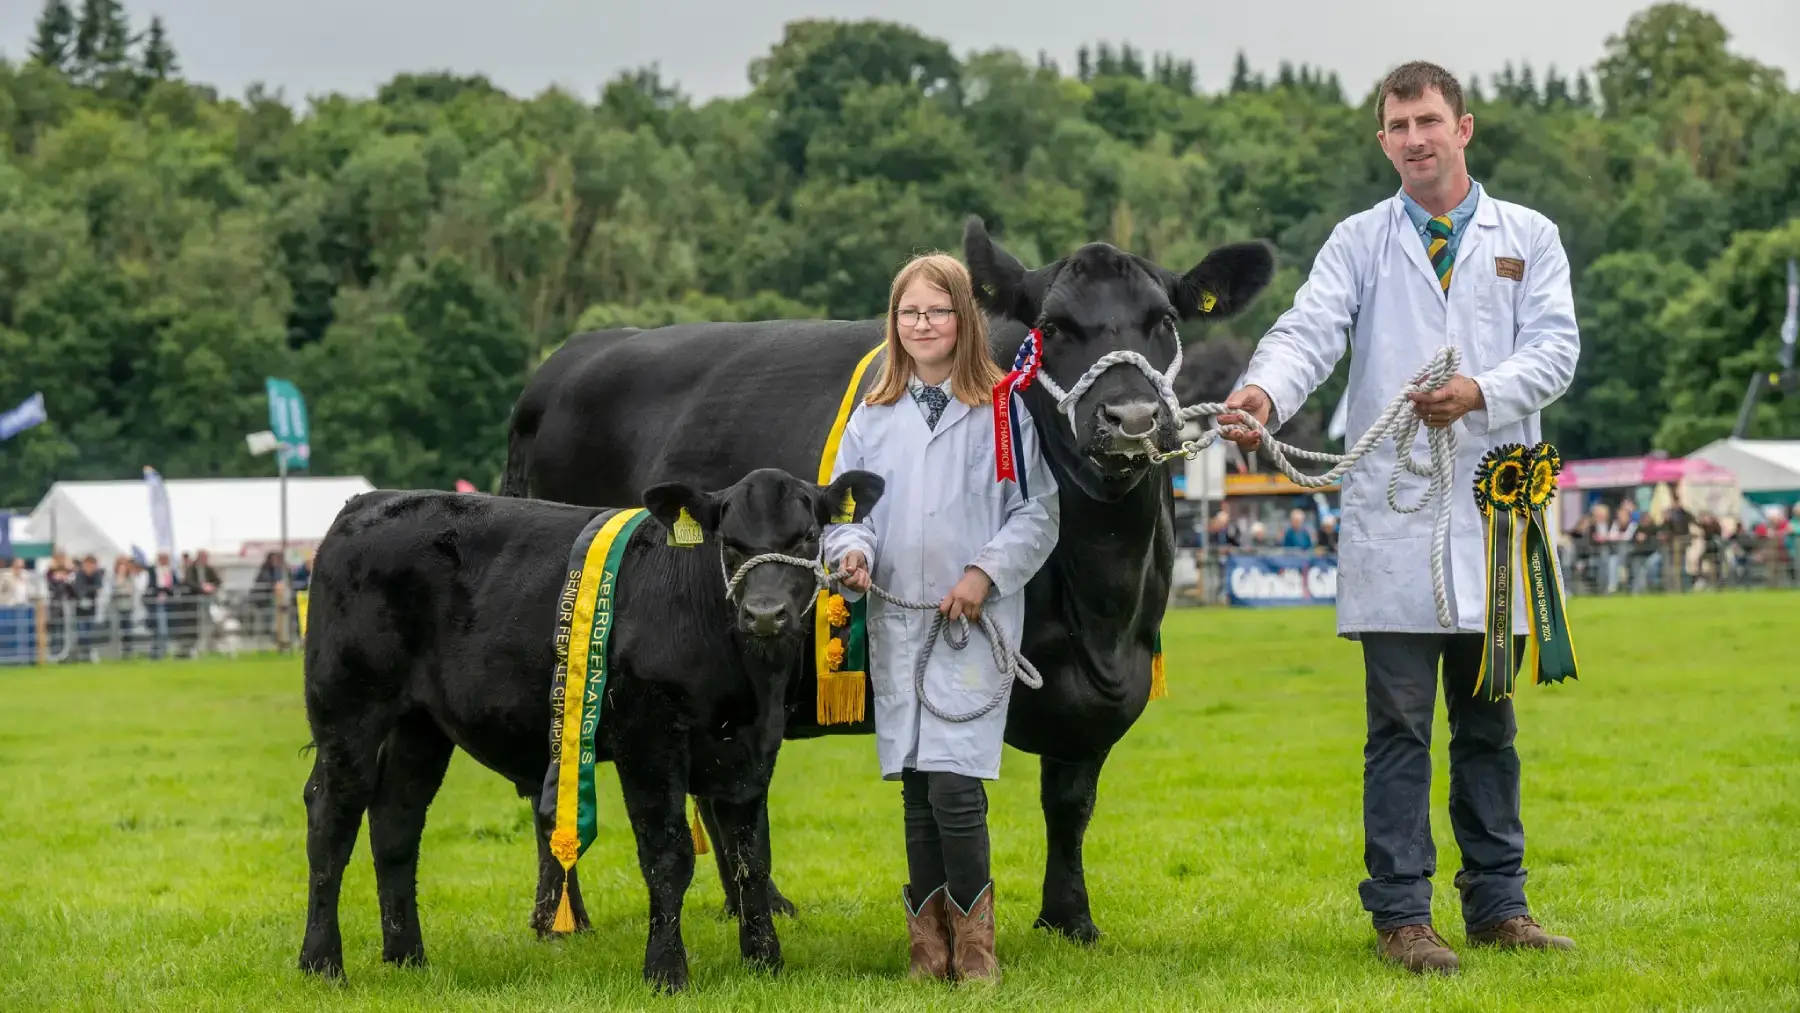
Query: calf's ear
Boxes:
[
  {"xmin": 1174, "ymin": 240, "xmax": 1277, "ymax": 319},
  {"xmin": 643, "ymin": 482, "xmax": 721, "ymax": 541},
  {"xmin": 817, "ymin": 470, "xmax": 885, "ymax": 527}
]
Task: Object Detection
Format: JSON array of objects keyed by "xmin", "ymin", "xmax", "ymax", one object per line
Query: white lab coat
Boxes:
[
  {"xmin": 823, "ymin": 387, "xmax": 1060, "ymax": 780},
  {"xmin": 1241, "ymin": 188, "xmax": 1580, "ymax": 637}
]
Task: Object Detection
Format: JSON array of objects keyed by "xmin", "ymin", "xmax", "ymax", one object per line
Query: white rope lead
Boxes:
[
  {"xmin": 1159, "ymin": 347, "xmax": 1462, "ymax": 629},
  {"xmin": 723, "ymin": 552, "xmax": 1043, "ymax": 723},
  {"xmin": 1026, "ymin": 335, "xmax": 1462, "ymax": 630}
]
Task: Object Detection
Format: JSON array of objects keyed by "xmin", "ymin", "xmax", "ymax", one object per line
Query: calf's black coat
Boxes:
[{"xmin": 297, "ymin": 467, "xmax": 880, "ymax": 990}]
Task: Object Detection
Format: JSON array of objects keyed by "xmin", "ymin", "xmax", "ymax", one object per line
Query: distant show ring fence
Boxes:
[
  {"xmin": 0, "ymin": 589, "xmax": 301, "ymax": 666},
  {"xmin": 1172, "ymin": 533, "xmax": 1796, "ymax": 609},
  {"xmin": 3, "ymin": 533, "xmax": 1792, "ymax": 663}
]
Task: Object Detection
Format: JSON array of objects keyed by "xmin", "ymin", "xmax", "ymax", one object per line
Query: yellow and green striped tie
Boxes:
[{"xmin": 1427, "ymin": 215, "xmax": 1454, "ymax": 292}]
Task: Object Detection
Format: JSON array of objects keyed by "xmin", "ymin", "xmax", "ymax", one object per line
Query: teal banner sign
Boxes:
[{"xmin": 264, "ymin": 377, "xmax": 310, "ymax": 469}]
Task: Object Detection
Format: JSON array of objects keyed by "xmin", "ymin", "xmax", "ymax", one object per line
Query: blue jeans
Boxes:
[{"xmin": 149, "ymin": 602, "xmax": 170, "ymax": 657}]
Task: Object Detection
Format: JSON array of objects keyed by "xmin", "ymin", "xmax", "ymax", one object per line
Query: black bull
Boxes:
[{"xmin": 503, "ymin": 218, "xmax": 1275, "ymax": 941}]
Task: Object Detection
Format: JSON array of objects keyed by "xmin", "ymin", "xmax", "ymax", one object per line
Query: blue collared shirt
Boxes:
[{"xmin": 1399, "ymin": 179, "xmax": 1483, "ymax": 262}]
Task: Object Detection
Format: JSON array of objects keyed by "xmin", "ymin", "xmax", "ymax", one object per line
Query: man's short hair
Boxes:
[{"xmin": 1377, "ymin": 61, "xmax": 1466, "ymax": 125}]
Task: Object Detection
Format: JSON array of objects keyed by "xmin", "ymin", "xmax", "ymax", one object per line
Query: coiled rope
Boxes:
[{"xmin": 722, "ymin": 552, "xmax": 1043, "ymax": 723}]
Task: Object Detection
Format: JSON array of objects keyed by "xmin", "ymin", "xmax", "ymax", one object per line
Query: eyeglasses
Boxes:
[{"xmin": 897, "ymin": 308, "xmax": 955, "ymax": 327}]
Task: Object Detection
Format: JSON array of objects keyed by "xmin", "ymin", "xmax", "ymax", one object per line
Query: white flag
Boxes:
[{"xmin": 143, "ymin": 466, "xmax": 176, "ymax": 558}]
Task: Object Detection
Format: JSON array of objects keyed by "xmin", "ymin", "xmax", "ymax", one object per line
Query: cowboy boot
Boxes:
[
  {"xmin": 948, "ymin": 883, "xmax": 999, "ymax": 984},
  {"xmin": 903, "ymin": 885, "xmax": 953, "ymax": 981}
]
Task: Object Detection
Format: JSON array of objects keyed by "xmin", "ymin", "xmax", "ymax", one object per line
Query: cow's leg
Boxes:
[
  {"xmin": 1034, "ymin": 750, "xmax": 1109, "ymax": 944},
  {"xmin": 365, "ymin": 711, "xmax": 455, "ymax": 967},
  {"xmin": 708, "ymin": 794, "xmax": 782, "ymax": 972},
  {"xmin": 616, "ymin": 756, "xmax": 696, "ymax": 991},
  {"xmin": 298, "ymin": 719, "xmax": 388, "ymax": 978},
  {"xmin": 531, "ymin": 804, "xmax": 592, "ymax": 936},
  {"xmin": 706, "ymin": 797, "xmax": 797, "ymax": 919}
]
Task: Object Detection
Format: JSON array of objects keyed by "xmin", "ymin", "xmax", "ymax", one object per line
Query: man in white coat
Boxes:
[{"xmin": 1222, "ymin": 61, "xmax": 1578, "ymax": 974}]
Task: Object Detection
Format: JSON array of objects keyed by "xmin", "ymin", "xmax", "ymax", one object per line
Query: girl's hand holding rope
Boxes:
[{"xmin": 837, "ymin": 550, "xmax": 871, "ymax": 592}]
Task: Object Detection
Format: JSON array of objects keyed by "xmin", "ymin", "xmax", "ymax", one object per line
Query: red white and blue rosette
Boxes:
[{"xmin": 992, "ymin": 328, "xmax": 1043, "ymax": 496}]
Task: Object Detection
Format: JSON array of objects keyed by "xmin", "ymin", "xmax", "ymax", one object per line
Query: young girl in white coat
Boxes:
[{"xmin": 823, "ymin": 252, "xmax": 1059, "ymax": 984}]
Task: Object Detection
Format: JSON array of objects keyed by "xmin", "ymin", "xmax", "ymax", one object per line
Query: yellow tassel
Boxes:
[
  {"xmin": 690, "ymin": 799, "xmax": 710, "ymax": 855},
  {"xmin": 1149, "ymin": 652, "xmax": 1168, "ymax": 701},
  {"xmin": 818, "ymin": 669, "xmax": 866, "ymax": 725},
  {"xmin": 551, "ymin": 874, "xmax": 576, "ymax": 934}
]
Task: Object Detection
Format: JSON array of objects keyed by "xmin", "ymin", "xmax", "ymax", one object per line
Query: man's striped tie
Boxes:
[{"xmin": 1427, "ymin": 215, "xmax": 1454, "ymax": 292}]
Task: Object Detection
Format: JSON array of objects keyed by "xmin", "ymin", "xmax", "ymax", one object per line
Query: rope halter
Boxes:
[{"xmin": 1025, "ymin": 325, "xmax": 1186, "ymax": 438}]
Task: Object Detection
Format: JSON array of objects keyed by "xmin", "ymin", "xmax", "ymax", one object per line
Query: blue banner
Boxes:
[
  {"xmin": 0, "ymin": 392, "xmax": 47, "ymax": 441},
  {"xmin": 0, "ymin": 510, "xmax": 12, "ymax": 560},
  {"xmin": 1225, "ymin": 553, "xmax": 1338, "ymax": 607}
]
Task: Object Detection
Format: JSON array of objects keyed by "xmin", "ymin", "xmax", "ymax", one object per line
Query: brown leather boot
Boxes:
[
  {"xmin": 948, "ymin": 884, "xmax": 999, "ymax": 984},
  {"xmin": 1377, "ymin": 923, "xmax": 1460, "ymax": 974},
  {"xmin": 1468, "ymin": 914, "xmax": 1575, "ymax": 951},
  {"xmin": 903, "ymin": 885, "xmax": 953, "ymax": 981}
]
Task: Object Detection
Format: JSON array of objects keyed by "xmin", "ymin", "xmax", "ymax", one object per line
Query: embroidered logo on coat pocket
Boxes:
[{"xmin": 1495, "ymin": 256, "xmax": 1525, "ymax": 281}]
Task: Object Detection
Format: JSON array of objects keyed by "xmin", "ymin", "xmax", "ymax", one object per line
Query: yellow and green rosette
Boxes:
[{"xmin": 1472, "ymin": 443, "xmax": 1579, "ymax": 701}]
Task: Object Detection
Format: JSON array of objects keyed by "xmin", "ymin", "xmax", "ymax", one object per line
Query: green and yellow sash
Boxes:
[
  {"xmin": 1473, "ymin": 443, "xmax": 1579, "ymax": 701},
  {"xmin": 814, "ymin": 343, "xmax": 883, "ymax": 725},
  {"xmin": 547, "ymin": 506, "xmax": 648, "ymax": 933}
]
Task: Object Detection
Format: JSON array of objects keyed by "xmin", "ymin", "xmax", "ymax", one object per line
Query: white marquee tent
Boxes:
[
  {"xmin": 26, "ymin": 476, "xmax": 374, "ymax": 571},
  {"xmin": 1687, "ymin": 438, "xmax": 1800, "ymax": 506}
]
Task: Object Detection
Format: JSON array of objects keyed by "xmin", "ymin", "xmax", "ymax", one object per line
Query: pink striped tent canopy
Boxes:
[{"xmin": 1557, "ymin": 455, "xmax": 1736, "ymax": 490}]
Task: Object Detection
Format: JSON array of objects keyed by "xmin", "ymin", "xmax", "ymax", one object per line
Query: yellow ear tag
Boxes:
[
  {"xmin": 669, "ymin": 507, "xmax": 704, "ymax": 548},
  {"xmin": 831, "ymin": 491, "xmax": 855, "ymax": 525},
  {"xmin": 1199, "ymin": 290, "xmax": 1218, "ymax": 313}
]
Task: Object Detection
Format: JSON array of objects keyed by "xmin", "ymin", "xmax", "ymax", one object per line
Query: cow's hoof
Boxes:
[
  {"xmin": 742, "ymin": 936, "xmax": 783, "ymax": 973},
  {"xmin": 1034, "ymin": 911, "xmax": 1103, "ymax": 946},
  {"xmin": 297, "ymin": 950, "xmax": 346, "ymax": 980},
  {"xmin": 533, "ymin": 913, "xmax": 592, "ymax": 938},
  {"xmin": 645, "ymin": 962, "xmax": 689, "ymax": 993},
  {"xmin": 769, "ymin": 885, "xmax": 798, "ymax": 918},
  {"xmin": 381, "ymin": 944, "xmax": 426, "ymax": 968}
]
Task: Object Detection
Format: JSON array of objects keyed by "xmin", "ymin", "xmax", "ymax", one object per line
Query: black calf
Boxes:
[{"xmin": 297, "ymin": 466, "xmax": 881, "ymax": 990}]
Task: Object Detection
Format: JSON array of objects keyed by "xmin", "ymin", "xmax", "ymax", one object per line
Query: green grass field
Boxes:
[{"xmin": 2, "ymin": 593, "xmax": 1797, "ymax": 1011}]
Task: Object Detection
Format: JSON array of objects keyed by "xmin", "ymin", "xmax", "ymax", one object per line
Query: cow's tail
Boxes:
[{"xmin": 500, "ymin": 409, "xmax": 533, "ymax": 498}]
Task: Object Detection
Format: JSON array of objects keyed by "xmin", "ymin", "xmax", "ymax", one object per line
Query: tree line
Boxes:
[{"xmin": 0, "ymin": 1, "xmax": 1795, "ymax": 506}]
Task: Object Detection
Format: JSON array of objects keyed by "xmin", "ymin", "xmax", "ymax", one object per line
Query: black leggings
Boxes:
[{"xmin": 901, "ymin": 769, "xmax": 991, "ymax": 911}]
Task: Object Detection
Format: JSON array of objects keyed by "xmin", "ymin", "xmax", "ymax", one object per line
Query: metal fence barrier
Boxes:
[
  {"xmin": 0, "ymin": 589, "xmax": 302, "ymax": 666},
  {"xmin": 5, "ymin": 532, "xmax": 1793, "ymax": 663},
  {"xmin": 1170, "ymin": 532, "xmax": 1797, "ymax": 610}
]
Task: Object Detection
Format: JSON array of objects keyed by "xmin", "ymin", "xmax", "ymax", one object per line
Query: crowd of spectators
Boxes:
[
  {"xmin": 1561, "ymin": 497, "xmax": 1797, "ymax": 594},
  {"xmin": 1186, "ymin": 506, "xmax": 1340, "ymax": 555},
  {"xmin": 1167, "ymin": 491, "xmax": 1797, "ymax": 604},
  {"xmin": 0, "ymin": 547, "xmax": 313, "ymax": 661}
]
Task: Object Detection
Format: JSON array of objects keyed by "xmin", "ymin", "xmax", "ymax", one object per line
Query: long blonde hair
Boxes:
[{"xmin": 866, "ymin": 252, "xmax": 1005, "ymax": 407}]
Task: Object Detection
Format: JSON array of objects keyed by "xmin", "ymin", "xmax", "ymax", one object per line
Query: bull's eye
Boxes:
[{"xmin": 722, "ymin": 543, "xmax": 747, "ymax": 572}]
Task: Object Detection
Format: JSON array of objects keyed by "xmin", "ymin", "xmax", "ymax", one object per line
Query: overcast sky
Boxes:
[{"xmin": 0, "ymin": 0, "xmax": 1795, "ymax": 107}]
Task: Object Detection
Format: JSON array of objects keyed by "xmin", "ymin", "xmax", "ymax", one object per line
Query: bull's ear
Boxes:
[
  {"xmin": 817, "ymin": 470, "xmax": 885, "ymax": 527},
  {"xmin": 643, "ymin": 482, "xmax": 720, "ymax": 543},
  {"xmin": 965, "ymin": 216, "xmax": 1055, "ymax": 324},
  {"xmin": 1174, "ymin": 240, "xmax": 1277, "ymax": 319}
]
